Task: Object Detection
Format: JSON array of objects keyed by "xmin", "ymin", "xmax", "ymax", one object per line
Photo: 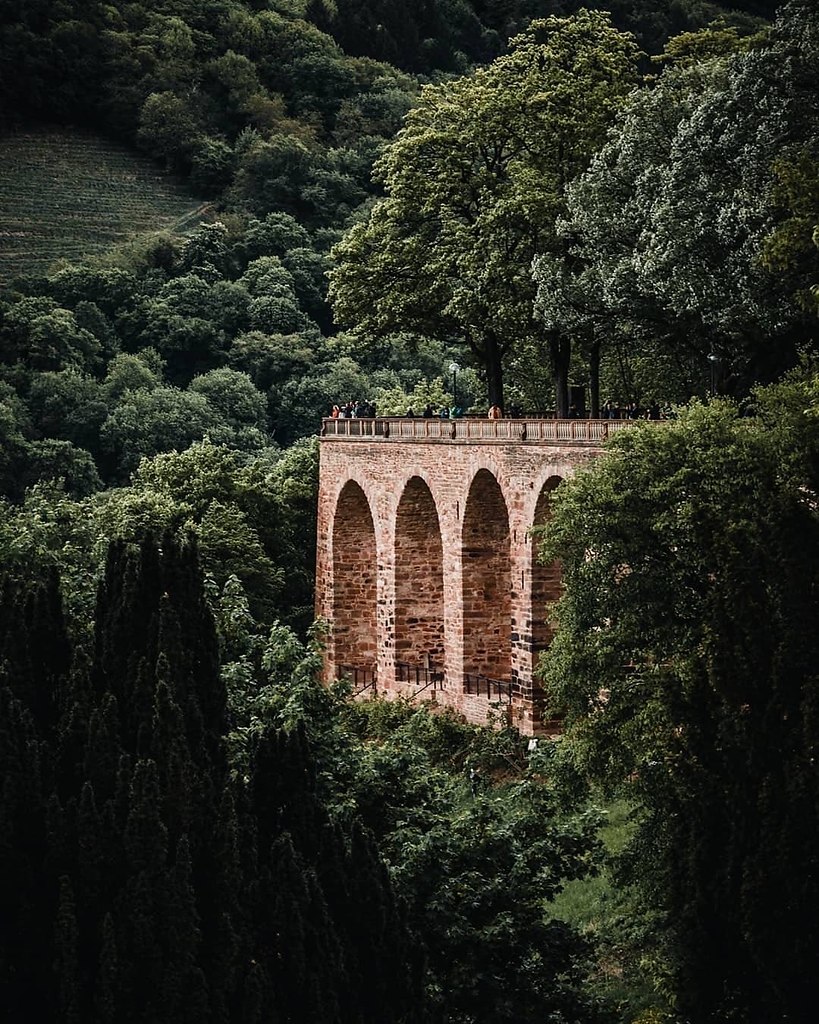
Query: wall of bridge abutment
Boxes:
[{"xmin": 315, "ymin": 424, "xmax": 610, "ymax": 735}]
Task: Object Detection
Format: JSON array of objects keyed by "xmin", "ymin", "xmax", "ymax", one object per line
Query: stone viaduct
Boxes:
[{"xmin": 315, "ymin": 416, "xmax": 636, "ymax": 735}]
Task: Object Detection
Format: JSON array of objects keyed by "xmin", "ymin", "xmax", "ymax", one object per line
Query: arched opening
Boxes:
[
  {"xmin": 461, "ymin": 470, "xmax": 511, "ymax": 689},
  {"xmin": 532, "ymin": 476, "xmax": 563, "ymax": 655},
  {"xmin": 531, "ymin": 476, "xmax": 563, "ymax": 726},
  {"xmin": 332, "ymin": 481, "xmax": 377, "ymax": 688},
  {"xmin": 394, "ymin": 477, "xmax": 444, "ymax": 684}
]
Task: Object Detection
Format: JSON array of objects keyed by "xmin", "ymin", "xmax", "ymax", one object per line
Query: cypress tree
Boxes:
[
  {"xmin": 124, "ymin": 760, "xmax": 168, "ymax": 877},
  {"xmin": 1, "ymin": 532, "xmax": 429, "ymax": 1023},
  {"xmin": 53, "ymin": 876, "xmax": 80, "ymax": 1024},
  {"xmin": 240, "ymin": 961, "xmax": 270, "ymax": 1024},
  {"xmin": 94, "ymin": 912, "xmax": 118, "ymax": 1024},
  {"xmin": 76, "ymin": 781, "xmax": 104, "ymax": 927},
  {"xmin": 0, "ymin": 568, "xmax": 70, "ymax": 735},
  {"xmin": 0, "ymin": 689, "xmax": 51, "ymax": 1021},
  {"xmin": 118, "ymin": 870, "xmax": 163, "ymax": 1023},
  {"xmin": 159, "ymin": 835, "xmax": 209, "ymax": 1024},
  {"xmin": 202, "ymin": 789, "xmax": 243, "ymax": 1024},
  {"xmin": 82, "ymin": 695, "xmax": 121, "ymax": 805},
  {"xmin": 57, "ymin": 699, "xmax": 91, "ymax": 803},
  {"xmin": 151, "ymin": 667, "xmax": 193, "ymax": 848},
  {"xmin": 262, "ymin": 835, "xmax": 310, "ymax": 1022}
]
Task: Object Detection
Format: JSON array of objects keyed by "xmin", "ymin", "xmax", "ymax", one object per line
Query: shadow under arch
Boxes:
[
  {"xmin": 461, "ymin": 468, "xmax": 511, "ymax": 685},
  {"xmin": 394, "ymin": 476, "xmax": 444, "ymax": 673},
  {"xmin": 332, "ymin": 480, "xmax": 377, "ymax": 685},
  {"xmin": 530, "ymin": 475, "xmax": 564, "ymax": 725},
  {"xmin": 532, "ymin": 475, "xmax": 564, "ymax": 655}
]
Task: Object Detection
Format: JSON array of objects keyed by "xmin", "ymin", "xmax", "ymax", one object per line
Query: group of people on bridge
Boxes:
[
  {"xmin": 600, "ymin": 400, "xmax": 667, "ymax": 420},
  {"xmin": 331, "ymin": 400, "xmax": 376, "ymax": 418},
  {"xmin": 329, "ymin": 399, "xmax": 671, "ymax": 420}
]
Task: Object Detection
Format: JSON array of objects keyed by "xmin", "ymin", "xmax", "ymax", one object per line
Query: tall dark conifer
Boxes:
[
  {"xmin": 54, "ymin": 875, "xmax": 81, "ymax": 1024},
  {"xmin": 1, "ymin": 534, "xmax": 426, "ymax": 1022}
]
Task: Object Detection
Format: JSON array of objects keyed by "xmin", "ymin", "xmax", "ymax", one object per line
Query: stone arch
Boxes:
[
  {"xmin": 461, "ymin": 469, "xmax": 511, "ymax": 684},
  {"xmin": 332, "ymin": 480, "xmax": 377, "ymax": 685},
  {"xmin": 527, "ymin": 476, "xmax": 564, "ymax": 726},
  {"xmin": 531, "ymin": 475, "xmax": 563, "ymax": 654},
  {"xmin": 394, "ymin": 476, "xmax": 445, "ymax": 673}
]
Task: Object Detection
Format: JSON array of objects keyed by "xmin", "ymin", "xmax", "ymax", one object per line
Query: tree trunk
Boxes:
[
  {"xmin": 484, "ymin": 330, "xmax": 505, "ymax": 412},
  {"xmin": 549, "ymin": 334, "xmax": 571, "ymax": 417},
  {"xmin": 589, "ymin": 337, "xmax": 601, "ymax": 418}
]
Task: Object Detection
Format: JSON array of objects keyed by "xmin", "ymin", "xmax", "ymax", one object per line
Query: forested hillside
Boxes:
[{"xmin": 2, "ymin": 0, "xmax": 818, "ymax": 1022}]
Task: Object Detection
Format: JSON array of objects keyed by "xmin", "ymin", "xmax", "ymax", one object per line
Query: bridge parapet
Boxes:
[{"xmin": 322, "ymin": 416, "xmax": 641, "ymax": 443}]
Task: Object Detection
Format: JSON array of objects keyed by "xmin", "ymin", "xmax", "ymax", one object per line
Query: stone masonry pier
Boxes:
[{"xmin": 315, "ymin": 417, "xmax": 637, "ymax": 734}]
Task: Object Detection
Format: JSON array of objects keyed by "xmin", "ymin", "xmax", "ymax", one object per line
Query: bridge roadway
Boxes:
[{"xmin": 316, "ymin": 417, "xmax": 641, "ymax": 734}]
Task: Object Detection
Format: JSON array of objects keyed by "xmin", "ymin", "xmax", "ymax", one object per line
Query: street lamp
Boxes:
[
  {"xmin": 707, "ymin": 352, "xmax": 719, "ymax": 397},
  {"xmin": 449, "ymin": 361, "xmax": 460, "ymax": 410}
]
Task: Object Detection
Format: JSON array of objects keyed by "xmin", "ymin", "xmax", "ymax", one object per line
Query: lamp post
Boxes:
[
  {"xmin": 449, "ymin": 361, "xmax": 460, "ymax": 411},
  {"xmin": 707, "ymin": 352, "xmax": 718, "ymax": 397}
]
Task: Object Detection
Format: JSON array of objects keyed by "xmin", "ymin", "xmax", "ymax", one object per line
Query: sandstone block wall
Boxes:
[{"xmin": 315, "ymin": 427, "xmax": 606, "ymax": 734}]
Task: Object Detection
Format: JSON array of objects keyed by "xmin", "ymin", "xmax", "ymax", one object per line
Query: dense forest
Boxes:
[{"xmin": 1, "ymin": 0, "xmax": 818, "ymax": 1022}]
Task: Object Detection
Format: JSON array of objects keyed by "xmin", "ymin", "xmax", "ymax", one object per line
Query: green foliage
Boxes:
[
  {"xmin": 0, "ymin": 484, "xmax": 99, "ymax": 636},
  {"xmin": 0, "ymin": 296, "xmax": 101, "ymax": 372},
  {"xmin": 371, "ymin": 375, "xmax": 452, "ymax": 416},
  {"xmin": 537, "ymin": 3, "xmax": 819, "ymax": 403},
  {"xmin": 761, "ymin": 149, "xmax": 819, "ymax": 309},
  {"xmin": 539, "ymin": 377, "xmax": 819, "ymax": 1021},
  {"xmin": 0, "ymin": 535, "xmax": 423, "ymax": 1023},
  {"xmin": 21, "ymin": 440, "xmax": 102, "ymax": 498},
  {"xmin": 188, "ymin": 367, "xmax": 268, "ymax": 431},
  {"xmin": 0, "ymin": 2, "xmax": 805, "ymax": 1019},
  {"xmin": 330, "ymin": 10, "xmax": 642, "ymax": 411},
  {"xmin": 99, "ymin": 386, "xmax": 222, "ymax": 479},
  {"xmin": 218, "ymin": 611, "xmax": 609, "ymax": 1023}
]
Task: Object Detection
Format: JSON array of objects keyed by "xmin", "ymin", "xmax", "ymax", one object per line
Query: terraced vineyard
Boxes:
[{"xmin": 0, "ymin": 127, "xmax": 208, "ymax": 282}]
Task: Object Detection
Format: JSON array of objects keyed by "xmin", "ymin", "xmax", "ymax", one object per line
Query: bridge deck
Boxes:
[{"xmin": 322, "ymin": 417, "xmax": 643, "ymax": 443}]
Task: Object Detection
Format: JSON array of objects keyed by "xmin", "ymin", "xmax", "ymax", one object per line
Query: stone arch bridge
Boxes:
[{"xmin": 316, "ymin": 417, "xmax": 637, "ymax": 734}]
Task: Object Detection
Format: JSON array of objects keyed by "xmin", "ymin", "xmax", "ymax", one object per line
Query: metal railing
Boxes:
[
  {"xmin": 396, "ymin": 661, "xmax": 446, "ymax": 696},
  {"xmin": 322, "ymin": 417, "xmax": 645, "ymax": 443},
  {"xmin": 463, "ymin": 673, "xmax": 512, "ymax": 701},
  {"xmin": 338, "ymin": 665, "xmax": 377, "ymax": 696}
]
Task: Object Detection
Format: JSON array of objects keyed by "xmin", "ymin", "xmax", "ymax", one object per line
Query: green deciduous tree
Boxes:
[
  {"xmin": 21, "ymin": 439, "xmax": 102, "ymax": 497},
  {"xmin": 539, "ymin": 379, "xmax": 819, "ymax": 1022},
  {"xmin": 28, "ymin": 369, "xmax": 109, "ymax": 453},
  {"xmin": 539, "ymin": 2, "xmax": 819, "ymax": 404},
  {"xmin": 99, "ymin": 386, "xmax": 222, "ymax": 480},
  {"xmin": 188, "ymin": 367, "xmax": 268, "ymax": 432},
  {"xmin": 1, "ymin": 297, "xmax": 102, "ymax": 373},
  {"xmin": 329, "ymin": 11, "xmax": 641, "ymax": 413}
]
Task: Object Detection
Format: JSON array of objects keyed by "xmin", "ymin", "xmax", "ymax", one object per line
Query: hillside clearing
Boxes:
[{"xmin": 0, "ymin": 127, "xmax": 207, "ymax": 282}]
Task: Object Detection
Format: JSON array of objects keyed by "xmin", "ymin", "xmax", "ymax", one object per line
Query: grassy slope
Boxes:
[
  {"xmin": 0, "ymin": 127, "xmax": 207, "ymax": 282},
  {"xmin": 548, "ymin": 798, "xmax": 669, "ymax": 1022}
]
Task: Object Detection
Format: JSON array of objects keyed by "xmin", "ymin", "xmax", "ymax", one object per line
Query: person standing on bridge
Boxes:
[{"xmin": 488, "ymin": 404, "xmax": 502, "ymax": 419}]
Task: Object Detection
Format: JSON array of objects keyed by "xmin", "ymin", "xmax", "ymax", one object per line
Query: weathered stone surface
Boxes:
[{"xmin": 316, "ymin": 423, "xmax": 612, "ymax": 734}]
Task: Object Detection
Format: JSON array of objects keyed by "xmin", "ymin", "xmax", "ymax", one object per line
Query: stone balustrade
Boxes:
[{"xmin": 322, "ymin": 416, "xmax": 644, "ymax": 443}]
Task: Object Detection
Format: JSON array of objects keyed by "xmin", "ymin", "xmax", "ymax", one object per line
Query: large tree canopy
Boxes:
[
  {"xmin": 329, "ymin": 10, "xmax": 641, "ymax": 412},
  {"xmin": 539, "ymin": 376, "xmax": 819, "ymax": 1021},
  {"xmin": 534, "ymin": 1, "xmax": 819, "ymax": 405}
]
